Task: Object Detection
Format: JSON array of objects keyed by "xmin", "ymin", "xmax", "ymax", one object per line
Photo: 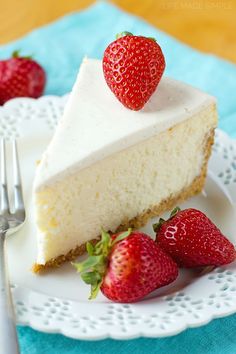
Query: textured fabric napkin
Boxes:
[{"xmin": 1, "ymin": 1, "xmax": 236, "ymax": 353}]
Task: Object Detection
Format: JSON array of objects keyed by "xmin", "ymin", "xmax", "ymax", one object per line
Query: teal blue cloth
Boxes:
[
  {"xmin": 17, "ymin": 314, "xmax": 236, "ymax": 354},
  {"xmin": 1, "ymin": 1, "xmax": 236, "ymax": 353}
]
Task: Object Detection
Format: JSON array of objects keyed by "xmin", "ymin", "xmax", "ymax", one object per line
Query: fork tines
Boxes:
[{"xmin": 0, "ymin": 139, "xmax": 25, "ymax": 220}]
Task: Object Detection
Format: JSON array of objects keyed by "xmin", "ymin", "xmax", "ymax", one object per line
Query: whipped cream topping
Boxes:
[{"xmin": 34, "ymin": 58, "xmax": 216, "ymax": 190}]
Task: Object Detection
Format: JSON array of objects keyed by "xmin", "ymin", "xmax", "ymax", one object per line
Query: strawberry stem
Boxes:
[
  {"xmin": 73, "ymin": 228, "xmax": 132, "ymax": 300},
  {"xmin": 116, "ymin": 31, "xmax": 133, "ymax": 39}
]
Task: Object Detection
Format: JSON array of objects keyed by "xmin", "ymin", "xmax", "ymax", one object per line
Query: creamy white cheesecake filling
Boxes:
[{"xmin": 35, "ymin": 104, "xmax": 217, "ymax": 264}]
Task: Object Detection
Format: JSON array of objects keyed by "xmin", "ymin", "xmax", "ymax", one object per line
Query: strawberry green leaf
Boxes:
[
  {"xmin": 73, "ymin": 255, "xmax": 104, "ymax": 273},
  {"xmin": 116, "ymin": 31, "xmax": 133, "ymax": 39},
  {"xmin": 81, "ymin": 272, "xmax": 103, "ymax": 300},
  {"xmin": 81, "ymin": 271, "xmax": 102, "ymax": 285},
  {"xmin": 170, "ymin": 206, "xmax": 181, "ymax": 218},
  {"xmin": 91, "ymin": 229, "xmax": 112, "ymax": 256},
  {"xmin": 90, "ymin": 280, "xmax": 103, "ymax": 300},
  {"xmin": 93, "ymin": 239, "xmax": 102, "ymax": 254},
  {"xmin": 101, "ymin": 228, "xmax": 110, "ymax": 243},
  {"xmin": 12, "ymin": 50, "xmax": 32, "ymax": 60},
  {"xmin": 153, "ymin": 218, "xmax": 165, "ymax": 233},
  {"xmin": 154, "ymin": 207, "xmax": 181, "ymax": 234},
  {"xmin": 86, "ymin": 242, "xmax": 95, "ymax": 256},
  {"xmin": 112, "ymin": 228, "xmax": 132, "ymax": 246},
  {"xmin": 12, "ymin": 50, "xmax": 21, "ymax": 58},
  {"xmin": 100, "ymin": 228, "xmax": 112, "ymax": 256},
  {"xmin": 148, "ymin": 37, "xmax": 157, "ymax": 42}
]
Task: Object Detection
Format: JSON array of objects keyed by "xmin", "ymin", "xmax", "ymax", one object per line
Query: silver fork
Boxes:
[{"xmin": 0, "ymin": 139, "xmax": 25, "ymax": 354}]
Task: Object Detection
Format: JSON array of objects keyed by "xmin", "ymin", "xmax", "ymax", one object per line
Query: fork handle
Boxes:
[{"xmin": 0, "ymin": 233, "xmax": 20, "ymax": 354}]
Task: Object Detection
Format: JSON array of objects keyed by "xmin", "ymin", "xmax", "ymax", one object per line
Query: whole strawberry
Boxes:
[
  {"xmin": 154, "ymin": 207, "xmax": 236, "ymax": 268},
  {"xmin": 103, "ymin": 31, "xmax": 165, "ymax": 111},
  {"xmin": 0, "ymin": 50, "xmax": 46, "ymax": 105},
  {"xmin": 74, "ymin": 229, "xmax": 178, "ymax": 303}
]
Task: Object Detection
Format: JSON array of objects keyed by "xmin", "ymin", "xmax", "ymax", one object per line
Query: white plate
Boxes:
[{"xmin": 0, "ymin": 96, "xmax": 236, "ymax": 340}]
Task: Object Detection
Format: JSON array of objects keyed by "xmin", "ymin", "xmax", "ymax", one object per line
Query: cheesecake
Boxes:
[{"xmin": 33, "ymin": 58, "xmax": 217, "ymax": 272}]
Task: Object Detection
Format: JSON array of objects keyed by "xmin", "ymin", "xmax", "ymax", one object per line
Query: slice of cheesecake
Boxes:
[{"xmin": 33, "ymin": 58, "xmax": 217, "ymax": 272}]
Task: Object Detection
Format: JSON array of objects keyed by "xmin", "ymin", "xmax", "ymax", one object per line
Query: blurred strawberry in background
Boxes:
[{"xmin": 0, "ymin": 50, "xmax": 46, "ymax": 105}]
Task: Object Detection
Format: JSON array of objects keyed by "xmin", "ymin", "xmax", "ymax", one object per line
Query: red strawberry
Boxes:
[
  {"xmin": 103, "ymin": 31, "xmax": 165, "ymax": 111},
  {"xmin": 154, "ymin": 207, "xmax": 236, "ymax": 268},
  {"xmin": 0, "ymin": 50, "xmax": 46, "ymax": 105},
  {"xmin": 74, "ymin": 229, "xmax": 178, "ymax": 303}
]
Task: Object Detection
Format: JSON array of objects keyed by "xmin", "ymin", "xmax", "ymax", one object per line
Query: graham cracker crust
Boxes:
[{"xmin": 33, "ymin": 129, "xmax": 215, "ymax": 273}]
